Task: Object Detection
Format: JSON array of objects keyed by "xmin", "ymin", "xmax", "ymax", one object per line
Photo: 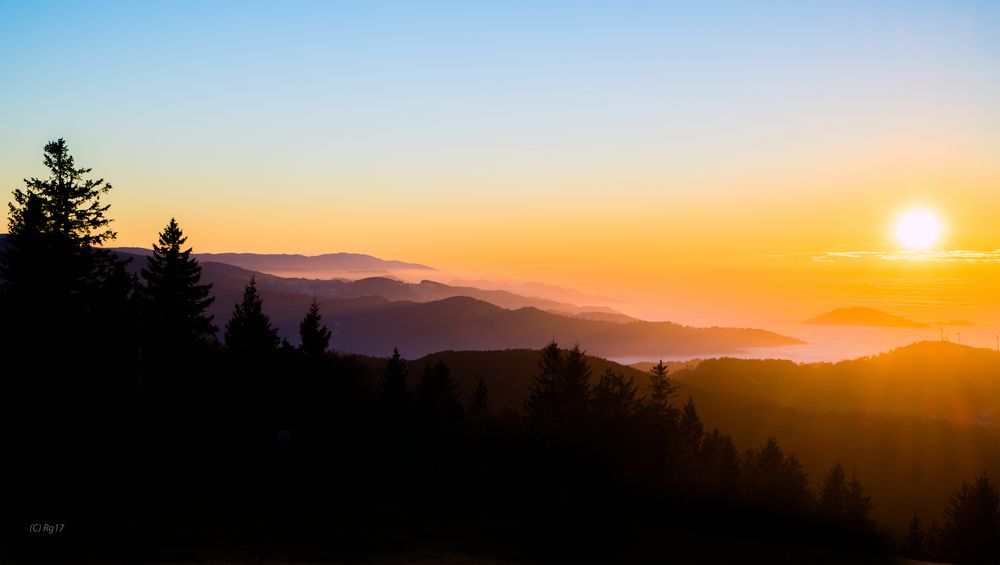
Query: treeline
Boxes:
[{"xmin": 2, "ymin": 139, "xmax": 998, "ymax": 563}]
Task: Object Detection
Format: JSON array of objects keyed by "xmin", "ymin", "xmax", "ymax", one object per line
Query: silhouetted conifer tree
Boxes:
[
  {"xmin": 2, "ymin": 138, "xmax": 132, "ymax": 321},
  {"xmin": 468, "ymin": 376, "xmax": 490, "ymax": 417},
  {"xmin": 526, "ymin": 342, "xmax": 592, "ymax": 436},
  {"xmin": 139, "ymin": 218, "xmax": 215, "ymax": 355},
  {"xmin": 679, "ymin": 397, "xmax": 704, "ymax": 448},
  {"xmin": 415, "ymin": 361, "xmax": 464, "ymax": 438},
  {"xmin": 562, "ymin": 345, "xmax": 592, "ymax": 409},
  {"xmin": 593, "ymin": 368, "xmax": 639, "ymax": 421},
  {"xmin": 8, "ymin": 138, "xmax": 115, "ymax": 246},
  {"xmin": 224, "ymin": 277, "xmax": 278, "ymax": 356},
  {"xmin": 934, "ymin": 476, "xmax": 1000, "ymax": 563},
  {"xmin": 379, "ymin": 347, "xmax": 411, "ymax": 413},
  {"xmin": 900, "ymin": 514, "xmax": 926, "ymax": 559},
  {"xmin": 647, "ymin": 360, "xmax": 677, "ymax": 409},
  {"xmin": 697, "ymin": 428, "xmax": 741, "ymax": 496},
  {"xmin": 844, "ymin": 468, "xmax": 876, "ymax": 531},
  {"xmin": 526, "ymin": 341, "xmax": 564, "ymax": 421},
  {"xmin": 1, "ymin": 139, "xmax": 135, "ymax": 557},
  {"xmin": 819, "ymin": 462, "xmax": 848, "ymax": 517},
  {"xmin": 741, "ymin": 437, "xmax": 812, "ymax": 515},
  {"xmin": 298, "ymin": 298, "xmax": 331, "ymax": 357}
]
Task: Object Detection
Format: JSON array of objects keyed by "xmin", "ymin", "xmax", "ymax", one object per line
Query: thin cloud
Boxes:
[{"xmin": 811, "ymin": 249, "xmax": 1000, "ymax": 263}]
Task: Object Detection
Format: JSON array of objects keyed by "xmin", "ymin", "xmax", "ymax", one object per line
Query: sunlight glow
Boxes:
[{"xmin": 895, "ymin": 210, "xmax": 942, "ymax": 250}]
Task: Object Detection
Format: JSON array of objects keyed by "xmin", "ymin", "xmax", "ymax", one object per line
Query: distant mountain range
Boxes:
[
  {"xmin": 102, "ymin": 248, "xmax": 802, "ymax": 358},
  {"xmin": 806, "ymin": 307, "xmax": 928, "ymax": 328},
  {"xmin": 111, "ymin": 247, "xmax": 437, "ymax": 281}
]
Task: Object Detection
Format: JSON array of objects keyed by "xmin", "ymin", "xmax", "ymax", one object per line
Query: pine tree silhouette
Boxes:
[
  {"xmin": 7, "ymin": 138, "xmax": 115, "ymax": 246},
  {"xmin": 593, "ymin": 367, "xmax": 639, "ymax": 421},
  {"xmin": 934, "ymin": 475, "xmax": 1000, "ymax": 563},
  {"xmin": 526, "ymin": 342, "xmax": 592, "ymax": 435},
  {"xmin": 647, "ymin": 360, "xmax": 677, "ymax": 409},
  {"xmin": 468, "ymin": 376, "xmax": 489, "ymax": 417},
  {"xmin": 679, "ymin": 397, "xmax": 704, "ymax": 448},
  {"xmin": 379, "ymin": 347, "xmax": 411, "ymax": 413},
  {"xmin": 900, "ymin": 514, "xmax": 926, "ymax": 559},
  {"xmin": 224, "ymin": 277, "xmax": 279, "ymax": 356},
  {"xmin": 844, "ymin": 468, "xmax": 876, "ymax": 531},
  {"xmin": 139, "ymin": 218, "xmax": 215, "ymax": 354},
  {"xmin": 298, "ymin": 298, "xmax": 331, "ymax": 357},
  {"xmin": 415, "ymin": 360, "xmax": 464, "ymax": 439},
  {"xmin": 819, "ymin": 462, "xmax": 848, "ymax": 517}
]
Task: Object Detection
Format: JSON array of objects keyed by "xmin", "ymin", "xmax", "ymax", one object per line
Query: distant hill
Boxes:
[
  {"xmin": 112, "ymin": 247, "xmax": 437, "ymax": 281},
  {"xmin": 294, "ymin": 295, "xmax": 798, "ymax": 359},
  {"xmin": 670, "ymin": 340, "xmax": 1000, "ymax": 427},
  {"xmin": 806, "ymin": 307, "xmax": 928, "ymax": 328}
]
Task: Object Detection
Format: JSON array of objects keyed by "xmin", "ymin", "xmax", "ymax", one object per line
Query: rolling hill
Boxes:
[
  {"xmin": 806, "ymin": 307, "xmax": 928, "ymax": 328},
  {"xmin": 669, "ymin": 341, "xmax": 1000, "ymax": 427}
]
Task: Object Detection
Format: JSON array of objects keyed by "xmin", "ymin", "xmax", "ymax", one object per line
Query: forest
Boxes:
[{"xmin": 2, "ymin": 140, "xmax": 998, "ymax": 563}]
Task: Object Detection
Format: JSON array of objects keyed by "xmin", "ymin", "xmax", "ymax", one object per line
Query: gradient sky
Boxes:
[{"xmin": 2, "ymin": 0, "xmax": 999, "ymax": 328}]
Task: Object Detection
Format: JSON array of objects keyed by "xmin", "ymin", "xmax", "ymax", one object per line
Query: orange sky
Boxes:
[{"xmin": 2, "ymin": 1, "xmax": 998, "ymax": 330}]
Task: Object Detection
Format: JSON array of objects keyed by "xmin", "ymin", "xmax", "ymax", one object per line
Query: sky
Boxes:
[{"xmin": 2, "ymin": 0, "xmax": 999, "ymax": 330}]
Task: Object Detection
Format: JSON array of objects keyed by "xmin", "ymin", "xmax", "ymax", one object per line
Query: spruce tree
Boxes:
[
  {"xmin": 224, "ymin": 277, "xmax": 278, "ymax": 356},
  {"xmin": 468, "ymin": 376, "xmax": 489, "ymax": 417},
  {"xmin": 935, "ymin": 476, "xmax": 1000, "ymax": 563},
  {"xmin": 140, "ymin": 218, "xmax": 215, "ymax": 353},
  {"xmin": 298, "ymin": 298, "xmax": 331, "ymax": 357},
  {"xmin": 679, "ymin": 397, "xmax": 704, "ymax": 447},
  {"xmin": 379, "ymin": 347, "xmax": 411, "ymax": 413},
  {"xmin": 900, "ymin": 515, "xmax": 926, "ymax": 559},
  {"xmin": 525, "ymin": 341, "xmax": 563, "ymax": 422},
  {"xmin": 7, "ymin": 138, "xmax": 115, "ymax": 247},
  {"xmin": 844, "ymin": 468, "xmax": 876, "ymax": 531},
  {"xmin": 648, "ymin": 360, "xmax": 677, "ymax": 409},
  {"xmin": 593, "ymin": 368, "xmax": 639, "ymax": 421},
  {"xmin": 415, "ymin": 360, "xmax": 464, "ymax": 438},
  {"xmin": 819, "ymin": 462, "xmax": 848, "ymax": 517}
]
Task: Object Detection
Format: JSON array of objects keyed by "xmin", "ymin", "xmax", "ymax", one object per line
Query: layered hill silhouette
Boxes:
[
  {"xmin": 113, "ymin": 245, "xmax": 632, "ymax": 319},
  {"xmin": 806, "ymin": 306, "xmax": 928, "ymax": 327},
  {"xmin": 107, "ymin": 248, "xmax": 799, "ymax": 358},
  {"xmin": 112, "ymin": 247, "xmax": 437, "ymax": 281},
  {"xmin": 669, "ymin": 341, "xmax": 1000, "ymax": 427}
]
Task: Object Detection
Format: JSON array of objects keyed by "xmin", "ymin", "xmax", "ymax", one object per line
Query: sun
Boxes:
[{"xmin": 894, "ymin": 209, "xmax": 942, "ymax": 250}]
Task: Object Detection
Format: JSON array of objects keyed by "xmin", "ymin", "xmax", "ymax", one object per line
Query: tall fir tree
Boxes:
[
  {"xmin": 1, "ymin": 139, "xmax": 135, "ymax": 548},
  {"xmin": 592, "ymin": 368, "xmax": 639, "ymax": 421},
  {"xmin": 224, "ymin": 277, "xmax": 279, "ymax": 356},
  {"xmin": 468, "ymin": 376, "xmax": 490, "ymax": 417},
  {"xmin": 7, "ymin": 138, "xmax": 115, "ymax": 247},
  {"xmin": 525, "ymin": 341, "xmax": 564, "ymax": 422},
  {"xmin": 379, "ymin": 347, "xmax": 411, "ymax": 413},
  {"xmin": 900, "ymin": 515, "xmax": 926, "ymax": 559},
  {"xmin": 647, "ymin": 360, "xmax": 677, "ymax": 409},
  {"xmin": 934, "ymin": 476, "xmax": 1000, "ymax": 563},
  {"xmin": 819, "ymin": 462, "xmax": 848, "ymax": 517},
  {"xmin": 415, "ymin": 361, "xmax": 463, "ymax": 428},
  {"xmin": 140, "ymin": 218, "xmax": 215, "ymax": 354},
  {"xmin": 526, "ymin": 342, "xmax": 592, "ymax": 437},
  {"xmin": 298, "ymin": 298, "xmax": 331, "ymax": 357}
]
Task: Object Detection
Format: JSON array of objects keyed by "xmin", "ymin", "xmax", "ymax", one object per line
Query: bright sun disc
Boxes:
[{"xmin": 895, "ymin": 210, "xmax": 942, "ymax": 249}]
